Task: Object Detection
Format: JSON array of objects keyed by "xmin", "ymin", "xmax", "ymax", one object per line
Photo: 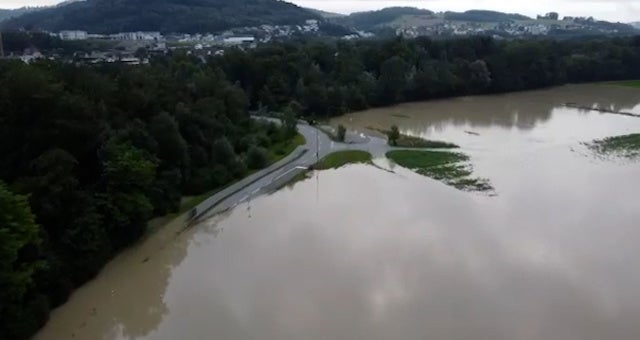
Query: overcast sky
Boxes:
[{"xmin": 2, "ymin": 0, "xmax": 639, "ymax": 22}]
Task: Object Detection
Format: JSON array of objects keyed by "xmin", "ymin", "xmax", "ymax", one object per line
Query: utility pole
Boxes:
[{"xmin": 315, "ymin": 129, "xmax": 319, "ymax": 162}]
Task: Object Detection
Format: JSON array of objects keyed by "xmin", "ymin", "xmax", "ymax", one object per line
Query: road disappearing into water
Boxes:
[{"xmin": 191, "ymin": 119, "xmax": 389, "ymax": 222}]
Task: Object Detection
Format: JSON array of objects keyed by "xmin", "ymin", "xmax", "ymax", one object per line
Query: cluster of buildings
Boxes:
[
  {"xmin": 395, "ymin": 14, "xmax": 629, "ymax": 38},
  {"xmin": 395, "ymin": 21, "xmax": 555, "ymax": 38},
  {"xmin": 57, "ymin": 30, "xmax": 163, "ymax": 41},
  {"xmin": 55, "ymin": 19, "xmax": 323, "ymax": 45},
  {"xmin": 7, "ymin": 19, "xmax": 330, "ymax": 65}
]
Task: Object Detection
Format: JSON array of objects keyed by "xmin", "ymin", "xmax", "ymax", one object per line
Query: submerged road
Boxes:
[{"xmin": 191, "ymin": 119, "xmax": 389, "ymax": 222}]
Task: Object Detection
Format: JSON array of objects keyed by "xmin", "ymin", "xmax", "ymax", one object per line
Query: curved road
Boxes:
[{"xmin": 191, "ymin": 119, "xmax": 390, "ymax": 222}]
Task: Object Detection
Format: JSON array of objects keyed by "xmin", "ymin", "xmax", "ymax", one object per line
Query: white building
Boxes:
[
  {"xmin": 112, "ymin": 32, "xmax": 162, "ymax": 41},
  {"xmin": 223, "ymin": 36, "xmax": 255, "ymax": 46},
  {"xmin": 59, "ymin": 30, "xmax": 88, "ymax": 41}
]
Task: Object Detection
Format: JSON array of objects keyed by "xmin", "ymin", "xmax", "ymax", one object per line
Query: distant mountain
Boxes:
[
  {"xmin": 630, "ymin": 22, "xmax": 640, "ymax": 29},
  {"xmin": 1, "ymin": 0, "xmax": 320, "ymax": 34},
  {"xmin": 444, "ymin": 10, "xmax": 531, "ymax": 22},
  {"xmin": 307, "ymin": 8, "xmax": 344, "ymax": 19},
  {"xmin": 0, "ymin": 7, "xmax": 39, "ymax": 23},
  {"xmin": 55, "ymin": 0, "xmax": 86, "ymax": 6},
  {"xmin": 332, "ymin": 7, "xmax": 530, "ymax": 31}
]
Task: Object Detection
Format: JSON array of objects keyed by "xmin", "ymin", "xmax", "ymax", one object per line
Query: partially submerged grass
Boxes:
[
  {"xmin": 610, "ymin": 80, "xmax": 640, "ymax": 88},
  {"xmin": 276, "ymin": 169, "xmax": 313, "ymax": 191},
  {"xmin": 314, "ymin": 150, "xmax": 373, "ymax": 170},
  {"xmin": 394, "ymin": 134, "xmax": 459, "ymax": 149},
  {"xmin": 274, "ymin": 150, "xmax": 374, "ymax": 191},
  {"xmin": 369, "ymin": 127, "xmax": 459, "ymax": 149},
  {"xmin": 386, "ymin": 150, "xmax": 493, "ymax": 192},
  {"xmin": 588, "ymin": 133, "xmax": 640, "ymax": 159}
]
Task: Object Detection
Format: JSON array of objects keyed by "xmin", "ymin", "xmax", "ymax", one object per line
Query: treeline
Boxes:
[
  {"xmin": 213, "ymin": 36, "xmax": 640, "ymax": 117},
  {"xmin": 0, "ymin": 31, "xmax": 89, "ymax": 55},
  {"xmin": 0, "ymin": 56, "xmax": 296, "ymax": 339},
  {"xmin": 1, "ymin": 0, "xmax": 318, "ymax": 34},
  {"xmin": 443, "ymin": 10, "xmax": 530, "ymax": 22}
]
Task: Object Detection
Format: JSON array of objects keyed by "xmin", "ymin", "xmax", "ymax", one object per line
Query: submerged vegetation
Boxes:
[
  {"xmin": 588, "ymin": 133, "xmax": 640, "ymax": 159},
  {"xmin": 392, "ymin": 134, "xmax": 460, "ymax": 149},
  {"xmin": 386, "ymin": 150, "xmax": 493, "ymax": 192},
  {"xmin": 612, "ymin": 80, "xmax": 640, "ymax": 88},
  {"xmin": 314, "ymin": 150, "xmax": 373, "ymax": 170},
  {"xmin": 372, "ymin": 127, "xmax": 460, "ymax": 148}
]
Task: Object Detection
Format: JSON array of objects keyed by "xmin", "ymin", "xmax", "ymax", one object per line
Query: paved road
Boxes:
[
  {"xmin": 191, "ymin": 120, "xmax": 355, "ymax": 222},
  {"xmin": 190, "ymin": 118, "xmax": 438, "ymax": 223}
]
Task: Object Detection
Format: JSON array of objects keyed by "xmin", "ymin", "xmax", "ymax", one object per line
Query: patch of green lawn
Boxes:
[
  {"xmin": 386, "ymin": 150, "xmax": 493, "ymax": 192},
  {"xmin": 314, "ymin": 150, "xmax": 373, "ymax": 170}
]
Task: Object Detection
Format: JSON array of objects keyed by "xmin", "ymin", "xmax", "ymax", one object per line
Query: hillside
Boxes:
[
  {"xmin": 307, "ymin": 8, "xmax": 345, "ymax": 19},
  {"xmin": 1, "ymin": 0, "xmax": 320, "ymax": 34},
  {"xmin": 444, "ymin": 10, "xmax": 531, "ymax": 22},
  {"xmin": 335, "ymin": 7, "xmax": 434, "ymax": 30},
  {"xmin": 0, "ymin": 7, "xmax": 38, "ymax": 22}
]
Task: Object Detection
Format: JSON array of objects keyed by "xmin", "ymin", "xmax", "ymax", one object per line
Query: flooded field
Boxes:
[{"xmin": 36, "ymin": 84, "xmax": 640, "ymax": 340}]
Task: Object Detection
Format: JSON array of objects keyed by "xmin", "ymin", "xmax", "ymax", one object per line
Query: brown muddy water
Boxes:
[{"xmin": 36, "ymin": 84, "xmax": 640, "ymax": 340}]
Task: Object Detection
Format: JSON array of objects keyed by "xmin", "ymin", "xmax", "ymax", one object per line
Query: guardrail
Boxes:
[{"xmin": 188, "ymin": 146, "xmax": 309, "ymax": 223}]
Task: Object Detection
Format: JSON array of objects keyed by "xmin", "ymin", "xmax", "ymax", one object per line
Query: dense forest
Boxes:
[
  {"xmin": 0, "ymin": 55, "xmax": 298, "ymax": 339},
  {"xmin": 214, "ymin": 36, "xmax": 640, "ymax": 117},
  {"xmin": 1, "ymin": 0, "xmax": 319, "ymax": 34},
  {"xmin": 3, "ymin": 35, "xmax": 640, "ymax": 339}
]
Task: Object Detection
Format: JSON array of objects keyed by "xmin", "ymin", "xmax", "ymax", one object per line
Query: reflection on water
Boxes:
[
  {"xmin": 332, "ymin": 83, "xmax": 640, "ymax": 135},
  {"xmin": 36, "ymin": 84, "xmax": 640, "ymax": 340}
]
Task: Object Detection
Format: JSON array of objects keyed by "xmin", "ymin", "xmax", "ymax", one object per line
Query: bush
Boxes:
[{"xmin": 246, "ymin": 146, "xmax": 270, "ymax": 170}]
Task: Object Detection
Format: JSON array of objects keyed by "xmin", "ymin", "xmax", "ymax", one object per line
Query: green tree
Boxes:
[
  {"xmin": 282, "ymin": 106, "xmax": 298, "ymax": 138},
  {"xmin": 101, "ymin": 142, "xmax": 157, "ymax": 247},
  {"xmin": 0, "ymin": 182, "xmax": 44, "ymax": 339},
  {"xmin": 377, "ymin": 56, "xmax": 410, "ymax": 104},
  {"xmin": 388, "ymin": 125, "xmax": 400, "ymax": 146},
  {"xmin": 246, "ymin": 145, "xmax": 269, "ymax": 170},
  {"xmin": 337, "ymin": 125, "xmax": 347, "ymax": 142}
]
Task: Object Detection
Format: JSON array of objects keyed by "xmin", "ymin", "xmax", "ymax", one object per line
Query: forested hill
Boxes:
[
  {"xmin": 0, "ymin": 7, "xmax": 37, "ymax": 22},
  {"xmin": 443, "ymin": 10, "xmax": 531, "ymax": 22},
  {"xmin": 335, "ymin": 7, "xmax": 434, "ymax": 29},
  {"xmin": 1, "ymin": 0, "xmax": 320, "ymax": 33}
]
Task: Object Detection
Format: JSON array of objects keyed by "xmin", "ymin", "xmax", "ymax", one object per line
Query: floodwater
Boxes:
[{"xmin": 36, "ymin": 84, "xmax": 640, "ymax": 340}]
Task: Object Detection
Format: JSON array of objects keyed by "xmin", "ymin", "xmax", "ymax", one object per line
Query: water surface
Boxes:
[{"xmin": 36, "ymin": 84, "xmax": 640, "ymax": 340}]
